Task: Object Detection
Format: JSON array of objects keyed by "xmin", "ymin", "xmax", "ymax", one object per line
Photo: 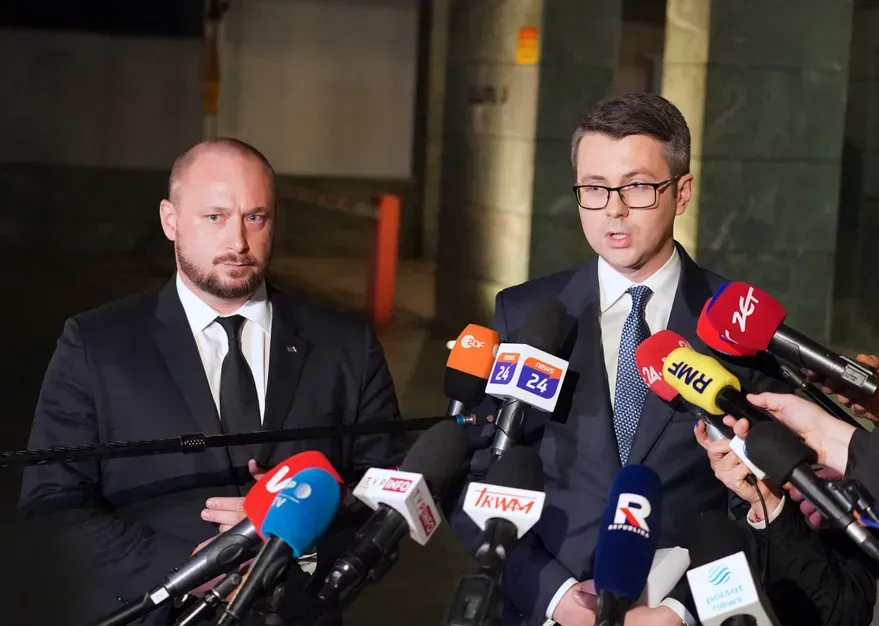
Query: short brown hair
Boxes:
[
  {"xmin": 570, "ymin": 93, "xmax": 691, "ymax": 177},
  {"xmin": 168, "ymin": 137, "xmax": 276, "ymax": 204}
]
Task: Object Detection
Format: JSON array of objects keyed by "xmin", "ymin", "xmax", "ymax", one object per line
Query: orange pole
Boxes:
[{"xmin": 366, "ymin": 194, "xmax": 400, "ymax": 327}]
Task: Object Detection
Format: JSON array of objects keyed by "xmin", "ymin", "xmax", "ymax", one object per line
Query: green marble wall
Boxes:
[
  {"xmin": 663, "ymin": 0, "xmax": 853, "ymax": 341},
  {"xmin": 833, "ymin": 4, "xmax": 879, "ymax": 352},
  {"xmin": 434, "ymin": 0, "xmax": 621, "ymax": 330}
]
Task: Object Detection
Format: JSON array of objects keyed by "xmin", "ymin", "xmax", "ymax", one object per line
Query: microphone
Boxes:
[
  {"xmin": 93, "ymin": 451, "xmax": 340, "ymax": 626},
  {"xmin": 685, "ymin": 510, "xmax": 778, "ymax": 626},
  {"xmin": 658, "ymin": 347, "xmax": 879, "ymax": 560},
  {"xmin": 636, "ymin": 333, "xmax": 762, "ymax": 477},
  {"xmin": 216, "ymin": 464, "xmax": 343, "ymax": 625},
  {"xmin": 445, "ymin": 324, "xmax": 501, "ymax": 417},
  {"xmin": 744, "ymin": 421, "xmax": 879, "ymax": 561},
  {"xmin": 697, "ymin": 300, "xmax": 865, "ymax": 431},
  {"xmin": 442, "ymin": 446, "xmax": 545, "ymax": 626},
  {"xmin": 463, "ymin": 445, "xmax": 545, "ymax": 575},
  {"xmin": 317, "ymin": 420, "xmax": 469, "ymax": 607},
  {"xmin": 704, "ymin": 281, "xmax": 879, "ymax": 402},
  {"xmin": 593, "ymin": 464, "xmax": 663, "ymax": 626},
  {"xmin": 485, "ymin": 299, "xmax": 569, "ymax": 457}
]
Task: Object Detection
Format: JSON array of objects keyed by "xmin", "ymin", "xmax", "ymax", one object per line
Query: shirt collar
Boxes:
[
  {"xmin": 598, "ymin": 247, "xmax": 682, "ymax": 314},
  {"xmin": 175, "ymin": 273, "xmax": 272, "ymax": 335}
]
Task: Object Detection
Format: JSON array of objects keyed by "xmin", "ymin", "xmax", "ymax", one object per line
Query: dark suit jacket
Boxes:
[
  {"xmin": 447, "ymin": 244, "xmax": 791, "ymax": 626},
  {"xmin": 18, "ymin": 279, "xmax": 406, "ymax": 625},
  {"xmin": 750, "ymin": 497, "xmax": 876, "ymax": 626}
]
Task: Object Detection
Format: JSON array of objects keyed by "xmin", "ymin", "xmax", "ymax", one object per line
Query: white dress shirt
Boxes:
[
  {"xmin": 176, "ymin": 273, "xmax": 272, "ymax": 423},
  {"xmin": 544, "ymin": 249, "xmax": 695, "ymax": 625}
]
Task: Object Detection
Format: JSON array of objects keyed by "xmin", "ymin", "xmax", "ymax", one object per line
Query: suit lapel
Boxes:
[
  {"xmin": 257, "ymin": 289, "xmax": 309, "ymax": 468},
  {"xmin": 152, "ymin": 279, "xmax": 223, "ymax": 437},
  {"xmin": 628, "ymin": 244, "xmax": 713, "ymax": 464},
  {"xmin": 557, "ymin": 258, "xmax": 620, "ymax": 471}
]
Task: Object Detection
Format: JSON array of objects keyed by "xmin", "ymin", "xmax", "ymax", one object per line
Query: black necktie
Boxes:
[{"xmin": 216, "ymin": 315, "xmax": 261, "ymax": 464}]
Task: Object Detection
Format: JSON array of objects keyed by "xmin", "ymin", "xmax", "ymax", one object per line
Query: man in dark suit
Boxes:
[
  {"xmin": 447, "ymin": 94, "xmax": 791, "ymax": 626},
  {"xmin": 19, "ymin": 138, "xmax": 405, "ymax": 625}
]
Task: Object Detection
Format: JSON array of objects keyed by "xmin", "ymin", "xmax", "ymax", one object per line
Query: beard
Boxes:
[{"xmin": 176, "ymin": 241, "xmax": 267, "ymax": 300}]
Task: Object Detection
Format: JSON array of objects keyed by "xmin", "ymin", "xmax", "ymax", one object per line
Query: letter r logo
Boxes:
[{"xmin": 613, "ymin": 493, "xmax": 651, "ymax": 531}]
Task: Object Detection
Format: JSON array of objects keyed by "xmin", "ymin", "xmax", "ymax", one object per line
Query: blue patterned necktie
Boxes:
[{"xmin": 613, "ymin": 285, "xmax": 653, "ymax": 465}]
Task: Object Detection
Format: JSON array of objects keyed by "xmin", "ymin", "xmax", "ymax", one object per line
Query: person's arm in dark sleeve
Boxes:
[
  {"xmin": 350, "ymin": 320, "xmax": 406, "ymax": 473},
  {"xmin": 18, "ymin": 318, "xmax": 195, "ymax": 601},
  {"xmin": 846, "ymin": 428, "xmax": 879, "ymax": 502},
  {"xmin": 443, "ymin": 291, "xmax": 577, "ymax": 626},
  {"xmin": 752, "ymin": 495, "xmax": 877, "ymax": 626}
]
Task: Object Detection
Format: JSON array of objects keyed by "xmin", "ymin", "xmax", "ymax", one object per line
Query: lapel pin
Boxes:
[{"xmin": 287, "ymin": 345, "xmax": 298, "ymax": 353}]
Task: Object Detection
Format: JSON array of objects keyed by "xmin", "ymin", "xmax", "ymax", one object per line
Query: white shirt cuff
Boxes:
[
  {"xmin": 545, "ymin": 577, "xmax": 578, "ymax": 620},
  {"xmin": 660, "ymin": 597, "xmax": 696, "ymax": 625},
  {"xmin": 747, "ymin": 494, "xmax": 786, "ymax": 529}
]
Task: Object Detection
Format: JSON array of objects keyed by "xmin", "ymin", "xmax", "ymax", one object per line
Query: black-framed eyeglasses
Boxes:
[{"xmin": 572, "ymin": 175, "xmax": 681, "ymax": 210}]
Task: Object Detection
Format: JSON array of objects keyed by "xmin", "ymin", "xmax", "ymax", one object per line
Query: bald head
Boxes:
[
  {"xmin": 168, "ymin": 137, "xmax": 275, "ymax": 206},
  {"xmin": 159, "ymin": 137, "xmax": 276, "ymax": 313}
]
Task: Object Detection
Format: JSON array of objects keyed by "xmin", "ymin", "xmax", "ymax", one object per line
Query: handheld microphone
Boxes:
[
  {"xmin": 486, "ymin": 299, "xmax": 569, "ymax": 457},
  {"xmin": 594, "ymin": 464, "xmax": 663, "ymax": 626},
  {"xmin": 697, "ymin": 302, "xmax": 864, "ymax": 431},
  {"xmin": 216, "ymin": 465, "xmax": 343, "ymax": 625},
  {"xmin": 442, "ymin": 446, "xmax": 546, "ymax": 626},
  {"xmin": 317, "ymin": 420, "xmax": 469, "ymax": 607},
  {"xmin": 445, "ymin": 324, "xmax": 501, "ymax": 417},
  {"xmin": 685, "ymin": 510, "xmax": 778, "ymax": 626},
  {"xmin": 704, "ymin": 281, "xmax": 879, "ymax": 402},
  {"xmin": 635, "ymin": 331, "xmax": 738, "ymax": 446},
  {"xmin": 660, "ymin": 345, "xmax": 782, "ymax": 480},
  {"xmin": 658, "ymin": 347, "xmax": 879, "ymax": 560},
  {"xmin": 93, "ymin": 451, "xmax": 340, "ymax": 626},
  {"xmin": 744, "ymin": 421, "xmax": 879, "ymax": 561}
]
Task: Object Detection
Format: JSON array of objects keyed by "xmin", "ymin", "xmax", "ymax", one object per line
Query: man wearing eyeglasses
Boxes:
[{"xmin": 448, "ymin": 94, "xmax": 802, "ymax": 626}]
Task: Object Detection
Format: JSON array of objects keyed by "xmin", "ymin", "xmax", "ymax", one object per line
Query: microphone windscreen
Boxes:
[
  {"xmin": 696, "ymin": 298, "xmax": 758, "ymax": 357},
  {"xmin": 400, "ymin": 420, "xmax": 469, "ymax": 493},
  {"xmin": 594, "ymin": 464, "xmax": 662, "ymax": 601},
  {"xmin": 485, "ymin": 445, "xmax": 544, "ymax": 492},
  {"xmin": 635, "ymin": 330, "xmax": 692, "ymax": 402},
  {"xmin": 244, "ymin": 450, "xmax": 344, "ymax": 538},
  {"xmin": 260, "ymin": 467, "xmax": 342, "ymax": 557},
  {"xmin": 445, "ymin": 325, "xmax": 500, "ymax": 407},
  {"xmin": 705, "ymin": 282, "xmax": 786, "ymax": 351},
  {"xmin": 662, "ymin": 347, "xmax": 741, "ymax": 415},
  {"xmin": 517, "ymin": 299, "xmax": 567, "ymax": 356},
  {"xmin": 686, "ymin": 510, "xmax": 750, "ymax": 568},
  {"xmin": 745, "ymin": 420, "xmax": 817, "ymax": 483}
]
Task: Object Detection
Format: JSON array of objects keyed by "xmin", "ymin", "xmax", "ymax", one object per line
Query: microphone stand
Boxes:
[{"xmin": 0, "ymin": 415, "xmax": 459, "ymax": 468}]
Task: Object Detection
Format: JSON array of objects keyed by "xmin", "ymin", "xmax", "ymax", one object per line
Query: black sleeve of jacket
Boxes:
[
  {"xmin": 752, "ymin": 498, "xmax": 877, "ymax": 626},
  {"xmin": 18, "ymin": 318, "xmax": 195, "ymax": 602},
  {"xmin": 847, "ymin": 428, "xmax": 879, "ymax": 502}
]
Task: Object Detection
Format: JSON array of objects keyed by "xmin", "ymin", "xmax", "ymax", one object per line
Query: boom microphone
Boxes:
[
  {"xmin": 594, "ymin": 464, "xmax": 663, "ymax": 626},
  {"xmin": 486, "ymin": 299, "xmax": 569, "ymax": 457},
  {"xmin": 445, "ymin": 324, "xmax": 501, "ymax": 417},
  {"xmin": 704, "ymin": 281, "xmax": 879, "ymax": 402}
]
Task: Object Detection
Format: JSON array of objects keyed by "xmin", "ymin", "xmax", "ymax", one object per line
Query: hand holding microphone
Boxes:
[
  {"xmin": 694, "ymin": 419, "xmax": 782, "ymax": 524},
  {"xmin": 746, "ymin": 392, "xmax": 856, "ymax": 476}
]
